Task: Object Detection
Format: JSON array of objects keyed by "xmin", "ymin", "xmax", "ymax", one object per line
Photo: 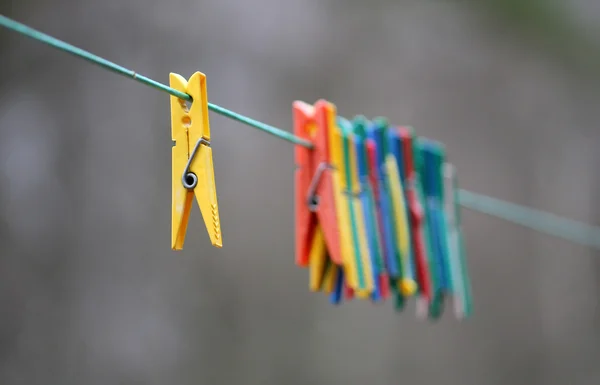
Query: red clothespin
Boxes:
[
  {"xmin": 294, "ymin": 100, "xmax": 343, "ymax": 267},
  {"xmin": 398, "ymin": 127, "xmax": 433, "ymax": 300}
]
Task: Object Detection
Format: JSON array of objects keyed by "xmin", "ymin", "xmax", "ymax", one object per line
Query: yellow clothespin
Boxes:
[
  {"xmin": 337, "ymin": 117, "xmax": 374, "ymax": 297},
  {"xmin": 385, "ymin": 153, "xmax": 417, "ymax": 296},
  {"xmin": 325, "ymin": 108, "xmax": 360, "ymax": 290},
  {"xmin": 170, "ymin": 72, "xmax": 222, "ymax": 249}
]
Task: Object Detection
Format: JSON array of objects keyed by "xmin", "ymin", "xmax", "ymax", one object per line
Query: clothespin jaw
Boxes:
[
  {"xmin": 170, "ymin": 72, "xmax": 222, "ymax": 250},
  {"xmin": 444, "ymin": 163, "xmax": 473, "ymax": 319},
  {"xmin": 293, "ymin": 100, "xmax": 343, "ymax": 267}
]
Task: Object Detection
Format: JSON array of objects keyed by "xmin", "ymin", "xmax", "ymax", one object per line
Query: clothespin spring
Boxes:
[
  {"xmin": 306, "ymin": 162, "xmax": 334, "ymax": 212},
  {"xmin": 182, "ymin": 137, "xmax": 211, "ymax": 189}
]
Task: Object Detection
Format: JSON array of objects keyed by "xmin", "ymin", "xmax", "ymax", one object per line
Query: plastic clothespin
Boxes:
[
  {"xmin": 337, "ymin": 116, "xmax": 374, "ymax": 297},
  {"xmin": 417, "ymin": 139, "xmax": 450, "ymax": 320},
  {"xmin": 430, "ymin": 143, "xmax": 453, "ymax": 294},
  {"xmin": 352, "ymin": 116, "xmax": 385, "ymax": 301},
  {"xmin": 366, "ymin": 139, "xmax": 392, "ymax": 300},
  {"xmin": 170, "ymin": 72, "xmax": 222, "ymax": 250},
  {"xmin": 366, "ymin": 119, "xmax": 402, "ymax": 286},
  {"xmin": 398, "ymin": 128, "xmax": 433, "ymax": 304},
  {"xmin": 444, "ymin": 163, "xmax": 473, "ymax": 319},
  {"xmin": 430, "ymin": 142, "xmax": 455, "ymax": 319},
  {"xmin": 386, "ymin": 128, "xmax": 418, "ymax": 298},
  {"xmin": 294, "ymin": 100, "xmax": 343, "ymax": 267}
]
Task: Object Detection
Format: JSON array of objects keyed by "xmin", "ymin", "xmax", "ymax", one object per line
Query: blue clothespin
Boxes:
[{"xmin": 366, "ymin": 119, "xmax": 401, "ymax": 282}]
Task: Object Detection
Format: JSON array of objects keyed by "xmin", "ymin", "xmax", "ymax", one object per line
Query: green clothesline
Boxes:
[
  {"xmin": 0, "ymin": 15, "xmax": 311, "ymax": 148},
  {"xmin": 1, "ymin": 14, "xmax": 599, "ymax": 251}
]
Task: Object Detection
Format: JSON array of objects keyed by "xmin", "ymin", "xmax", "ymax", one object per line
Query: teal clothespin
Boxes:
[
  {"xmin": 432, "ymin": 144, "xmax": 453, "ymax": 293},
  {"xmin": 444, "ymin": 164, "xmax": 473, "ymax": 319},
  {"xmin": 426, "ymin": 141, "xmax": 455, "ymax": 319},
  {"xmin": 414, "ymin": 139, "xmax": 443, "ymax": 320}
]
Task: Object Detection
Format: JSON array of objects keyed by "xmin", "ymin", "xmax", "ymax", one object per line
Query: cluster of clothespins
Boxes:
[
  {"xmin": 293, "ymin": 100, "xmax": 472, "ymax": 320},
  {"xmin": 167, "ymin": 72, "xmax": 471, "ymax": 320}
]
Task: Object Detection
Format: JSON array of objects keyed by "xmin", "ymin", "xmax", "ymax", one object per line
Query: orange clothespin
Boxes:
[
  {"xmin": 170, "ymin": 72, "xmax": 222, "ymax": 250},
  {"xmin": 293, "ymin": 100, "xmax": 345, "ymax": 268}
]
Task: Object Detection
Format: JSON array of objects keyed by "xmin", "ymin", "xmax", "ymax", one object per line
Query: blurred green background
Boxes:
[{"xmin": 1, "ymin": 1, "xmax": 599, "ymax": 384}]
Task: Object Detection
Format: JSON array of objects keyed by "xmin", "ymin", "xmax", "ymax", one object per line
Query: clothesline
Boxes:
[{"xmin": 1, "ymin": 14, "xmax": 599, "ymax": 251}]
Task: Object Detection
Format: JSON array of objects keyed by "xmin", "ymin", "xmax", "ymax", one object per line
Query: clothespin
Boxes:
[
  {"xmin": 293, "ymin": 100, "xmax": 358, "ymax": 291},
  {"xmin": 444, "ymin": 164, "xmax": 473, "ymax": 319},
  {"xmin": 397, "ymin": 128, "xmax": 433, "ymax": 304},
  {"xmin": 366, "ymin": 140, "xmax": 392, "ymax": 300},
  {"xmin": 366, "ymin": 119, "xmax": 402, "ymax": 285},
  {"xmin": 417, "ymin": 139, "xmax": 451, "ymax": 320},
  {"xmin": 170, "ymin": 72, "xmax": 222, "ymax": 250},
  {"xmin": 294, "ymin": 100, "xmax": 342, "ymax": 265},
  {"xmin": 352, "ymin": 116, "xmax": 386, "ymax": 301},
  {"xmin": 428, "ymin": 141, "xmax": 455, "ymax": 318},
  {"xmin": 337, "ymin": 116, "xmax": 374, "ymax": 297},
  {"xmin": 386, "ymin": 128, "xmax": 418, "ymax": 297},
  {"xmin": 429, "ymin": 142, "xmax": 453, "ymax": 294}
]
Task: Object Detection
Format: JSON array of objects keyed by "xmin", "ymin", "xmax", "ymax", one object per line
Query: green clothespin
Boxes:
[{"xmin": 353, "ymin": 116, "xmax": 386, "ymax": 301}]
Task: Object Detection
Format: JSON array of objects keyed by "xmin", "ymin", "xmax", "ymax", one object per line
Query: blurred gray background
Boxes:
[{"xmin": 1, "ymin": 1, "xmax": 599, "ymax": 384}]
